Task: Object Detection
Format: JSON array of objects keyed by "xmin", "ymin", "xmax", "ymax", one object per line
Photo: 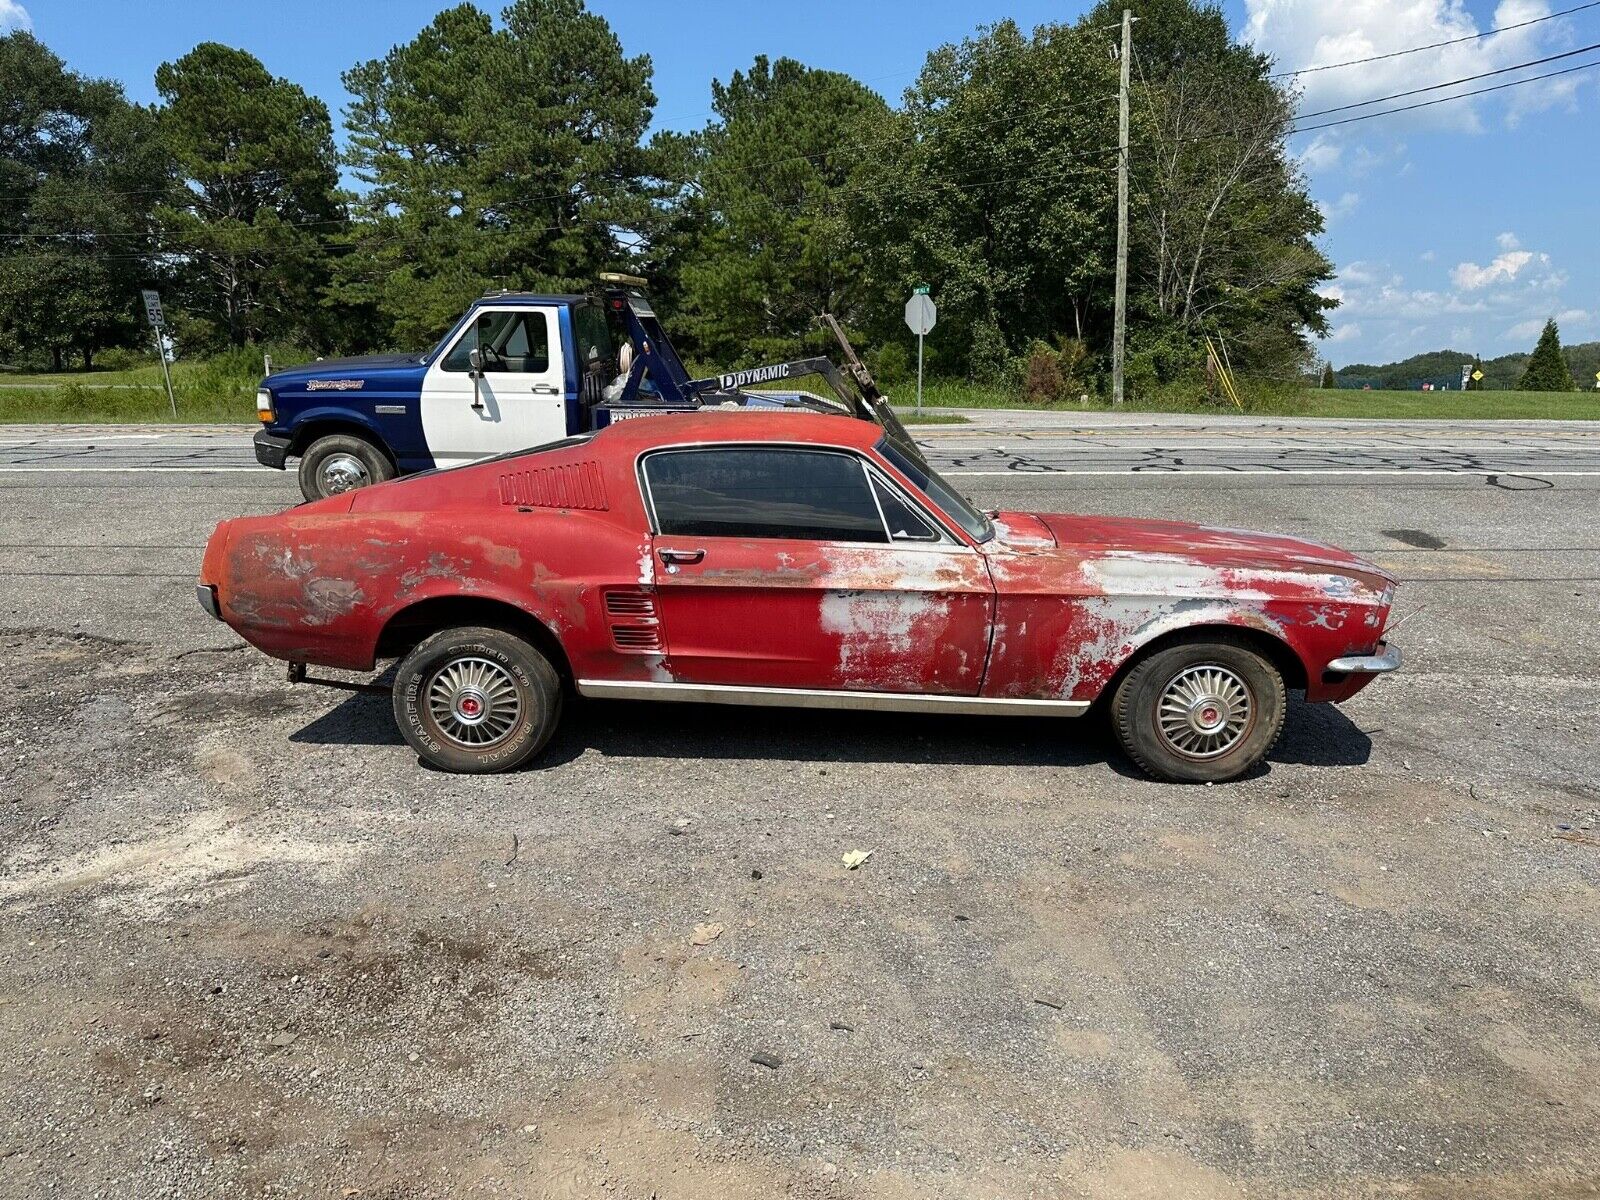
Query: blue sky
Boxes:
[{"xmin": 6, "ymin": 0, "xmax": 1598, "ymax": 367}]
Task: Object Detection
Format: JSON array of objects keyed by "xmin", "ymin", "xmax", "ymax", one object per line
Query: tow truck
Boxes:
[{"xmin": 253, "ymin": 274, "xmax": 908, "ymax": 501}]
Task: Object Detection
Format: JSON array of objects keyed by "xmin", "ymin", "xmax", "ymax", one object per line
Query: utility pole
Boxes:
[{"xmin": 1112, "ymin": 7, "xmax": 1132, "ymax": 408}]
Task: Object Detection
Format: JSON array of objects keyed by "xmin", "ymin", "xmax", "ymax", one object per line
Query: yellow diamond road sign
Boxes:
[{"xmin": 1472, "ymin": 369, "xmax": 1484, "ymax": 381}]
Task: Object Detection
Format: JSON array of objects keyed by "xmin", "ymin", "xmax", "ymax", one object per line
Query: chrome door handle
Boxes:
[
  {"xmin": 658, "ymin": 548, "xmax": 705, "ymax": 565},
  {"xmin": 532, "ymin": 384, "xmax": 561, "ymax": 395}
]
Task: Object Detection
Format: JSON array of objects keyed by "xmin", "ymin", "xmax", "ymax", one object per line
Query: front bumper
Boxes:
[
  {"xmin": 1326, "ymin": 641, "xmax": 1401, "ymax": 675},
  {"xmin": 196, "ymin": 583, "xmax": 221, "ymax": 620},
  {"xmin": 253, "ymin": 429, "xmax": 292, "ymax": 470}
]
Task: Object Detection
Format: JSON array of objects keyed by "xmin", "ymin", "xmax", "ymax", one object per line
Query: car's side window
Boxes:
[
  {"xmin": 869, "ymin": 470, "xmax": 941, "ymax": 543},
  {"xmin": 644, "ymin": 448, "xmax": 889, "ymax": 543},
  {"xmin": 442, "ymin": 310, "xmax": 550, "ymax": 374}
]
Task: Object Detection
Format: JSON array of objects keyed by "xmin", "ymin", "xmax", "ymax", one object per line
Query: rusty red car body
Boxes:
[{"xmin": 198, "ymin": 411, "xmax": 1398, "ymax": 779}]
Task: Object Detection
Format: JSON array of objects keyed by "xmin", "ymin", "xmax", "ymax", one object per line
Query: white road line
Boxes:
[
  {"xmin": 941, "ymin": 469, "xmax": 1600, "ymax": 476},
  {"xmin": 0, "ymin": 465, "xmax": 1597, "ymax": 477},
  {"xmin": 0, "ymin": 465, "xmax": 259, "ymax": 473}
]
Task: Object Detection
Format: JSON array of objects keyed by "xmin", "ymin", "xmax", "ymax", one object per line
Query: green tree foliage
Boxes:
[
  {"xmin": 1340, "ymin": 343, "xmax": 1600, "ymax": 391},
  {"xmin": 848, "ymin": 20, "xmax": 1118, "ymax": 378},
  {"xmin": 1518, "ymin": 319, "xmax": 1576, "ymax": 391},
  {"xmin": 1102, "ymin": 0, "xmax": 1334, "ymax": 379},
  {"xmin": 338, "ymin": 0, "xmax": 658, "ymax": 347},
  {"xmin": 3, "ymin": 0, "xmax": 1345, "ymax": 385},
  {"xmin": 0, "ymin": 32, "xmax": 165, "ymax": 370},
  {"xmin": 673, "ymin": 56, "xmax": 889, "ymax": 365},
  {"xmin": 1320, "ymin": 361, "xmax": 1335, "ymax": 389},
  {"xmin": 154, "ymin": 43, "xmax": 343, "ymax": 350}
]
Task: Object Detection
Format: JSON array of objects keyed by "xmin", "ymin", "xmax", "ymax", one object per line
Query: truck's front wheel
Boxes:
[{"xmin": 297, "ymin": 434, "xmax": 393, "ymax": 502}]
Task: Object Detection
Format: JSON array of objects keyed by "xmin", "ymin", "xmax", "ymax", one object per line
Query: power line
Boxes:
[
  {"xmin": 1294, "ymin": 40, "xmax": 1600, "ymax": 119},
  {"xmin": 1270, "ymin": 0, "xmax": 1600, "ymax": 78},
  {"xmin": 1292, "ymin": 57, "xmax": 1600, "ymax": 133}
]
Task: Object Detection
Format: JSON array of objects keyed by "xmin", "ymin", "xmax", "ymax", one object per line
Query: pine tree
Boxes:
[
  {"xmin": 1518, "ymin": 319, "xmax": 1576, "ymax": 391},
  {"xmin": 154, "ymin": 44, "xmax": 344, "ymax": 350},
  {"xmin": 1320, "ymin": 361, "xmax": 1335, "ymax": 389},
  {"xmin": 339, "ymin": 0, "xmax": 658, "ymax": 347}
]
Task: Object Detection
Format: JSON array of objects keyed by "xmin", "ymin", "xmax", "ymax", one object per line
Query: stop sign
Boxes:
[{"xmin": 904, "ymin": 292, "xmax": 936, "ymax": 336}]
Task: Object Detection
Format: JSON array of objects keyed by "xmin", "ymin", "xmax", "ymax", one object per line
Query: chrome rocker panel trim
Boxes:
[
  {"xmin": 1326, "ymin": 642, "xmax": 1401, "ymax": 674},
  {"xmin": 575, "ymin": 679, "xmax": 1091, "ymax": 717}
]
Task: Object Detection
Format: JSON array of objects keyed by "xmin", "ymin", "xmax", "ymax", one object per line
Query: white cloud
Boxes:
[
  {"xmin": 1496, "ymin": 231, "xmax": 1521, "ymax": 251},
  {"xmin": 1505, "ymin": 310, "xmax": 1588, "ymax": 342},
  {"xmin": 1241, "ymin": 0, "xmax": 1593, "ymax": 157},
  {"xmin": 1325, "ymin": 323, "xmax": 1362, "ymax": 343},
  {"xmin": 1318, "ymin": 190, "xmax": 1361, "ymax": 222},
  {"xmin": 1324, "ymin": 235, "xmax": 1580, "ymax": 361},
  {"xmin": 1419, "ymin": 250, "xmax": 1437, "ymax": 262},
  {"xmin": 0, "ymin": 0, "xmax": 31, "ymax": 30},
  {"xmin": 1348, "ymin": 142, "xmax": 1407, "ymax": 176},
  {"xmin": 1451, "ymin": 249, "xmax": 1534, "ymax": 289},
  {"xmin": 1298, "ymin": 135, "xmax": 1343, "ymax": 170}
]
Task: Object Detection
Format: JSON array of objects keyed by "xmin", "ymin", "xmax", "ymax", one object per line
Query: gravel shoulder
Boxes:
[{"xmin": 1, "ymin": 429, "xmax": 1597, "ymax": 1199}]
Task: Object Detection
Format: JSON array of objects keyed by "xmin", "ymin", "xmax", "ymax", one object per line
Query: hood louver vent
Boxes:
[
  {"xmin": 604, "ymin": 588, "xmax": 661, "ymax": 652},
  {"xmin": 499, "ymin": 461, "xmax": 607, "ymax": 511}
]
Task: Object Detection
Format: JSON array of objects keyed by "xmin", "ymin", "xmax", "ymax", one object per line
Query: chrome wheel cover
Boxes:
[
  {"xmin": 1156, "ymin": 664, "xmax": 1253, "ymax": 760},
  {"xmin": 319, "ymin": 452, "xmax": 370, "ymax": 494},
  {"xmin": 426, "ymin": 656, "xmax": 522, "ymax": 748}
]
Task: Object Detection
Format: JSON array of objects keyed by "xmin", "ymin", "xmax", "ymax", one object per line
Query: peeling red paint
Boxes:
[{"xmin": 199, "ymin": 412, "xmax": 1397, "ymax": 709}]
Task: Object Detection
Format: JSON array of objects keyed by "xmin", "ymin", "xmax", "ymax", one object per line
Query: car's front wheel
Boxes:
[
  {"xmin": 1111, "ymin": 637, "xmax": 1286, "ymax": 783},
  {"xmin": 392, "ymin": 627, "xmax": 562, "ymax": 773},
  {"xmin": 297, "ymin": 434, "xmax": 393, "ymax": 502}
]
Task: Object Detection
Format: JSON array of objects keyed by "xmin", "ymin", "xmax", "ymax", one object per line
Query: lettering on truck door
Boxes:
[{"xmin": 420, "ymin": 306, "xmax": 568, "ymax": 468}]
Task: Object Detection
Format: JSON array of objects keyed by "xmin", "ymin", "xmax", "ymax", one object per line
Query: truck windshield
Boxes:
[{"xmin": 876, "ymin": 437, "xmax": 993, "ymax": 543}]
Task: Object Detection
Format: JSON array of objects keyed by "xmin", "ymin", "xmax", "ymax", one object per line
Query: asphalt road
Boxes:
[{"xmin": 1, "ymin": 415, "xmax": 1597, "ymax": 1199}]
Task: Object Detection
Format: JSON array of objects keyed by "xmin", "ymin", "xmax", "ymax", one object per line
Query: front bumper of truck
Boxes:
[{"xmin": 254, "ymin": 429, "xmax": 292, "ymax": 469}]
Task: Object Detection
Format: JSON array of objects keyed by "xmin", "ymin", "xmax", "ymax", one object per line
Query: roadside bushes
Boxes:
[{"xmin": 1019, "ymin": 337, "xmax": 1092, "ymax": 405}]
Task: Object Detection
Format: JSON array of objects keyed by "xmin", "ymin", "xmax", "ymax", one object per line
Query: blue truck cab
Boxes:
[{"xmin": 254, "ymin": 276, "xmax": 719, "ymax": 501}]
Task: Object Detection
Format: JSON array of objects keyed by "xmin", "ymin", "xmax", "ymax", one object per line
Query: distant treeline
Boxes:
[
  {"xmin": 1336, "ymin": 339, "xmax": 1600, "ymax": 391},
  {"xmin": 1, "ymin": 0, "xmax": 1333, "ymax": 394}
]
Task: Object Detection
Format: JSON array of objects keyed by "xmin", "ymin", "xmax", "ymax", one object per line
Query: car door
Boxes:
[
  {"xmin": 642, "ymin": 445, "xmax": 994, "ymax": 694},
  {"xmin": 419, "ymin": 306, "xmax": 569, "ymax": 468}
]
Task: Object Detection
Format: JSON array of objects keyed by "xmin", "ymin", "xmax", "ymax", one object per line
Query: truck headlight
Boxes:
[{"xmin": 256, "ymin": 388, "xmax": 275, "ymax": 422}]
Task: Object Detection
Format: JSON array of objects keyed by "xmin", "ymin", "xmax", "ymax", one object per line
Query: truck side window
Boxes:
[
  {"xmin": 443, "ymin": 311, "xmax": 549, "ymax": 373},
  {"xmin": 644, "ymin": 448, "xmax": 888, "ymax": 543}
]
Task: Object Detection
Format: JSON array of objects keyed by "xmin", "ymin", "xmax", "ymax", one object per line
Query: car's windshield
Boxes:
[{"xmin": 876, "ymin": 436, "xmax": 993, "ymax": 543}]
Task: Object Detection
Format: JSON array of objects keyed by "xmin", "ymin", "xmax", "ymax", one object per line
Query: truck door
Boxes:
[{"xmin": 420, "ymin": 305, "xmax": 569, "ymax": 469}]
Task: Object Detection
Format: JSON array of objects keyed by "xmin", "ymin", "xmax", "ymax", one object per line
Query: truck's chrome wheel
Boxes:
[
  {"xmin": 1156, "ymin": 664, "xmax": 1252, "ymax": 760},
  {"xmin": 426, "ymin": 656, "xmax": 522, "ymax": 747},
  {"xmin": 319, "ymin": 453, "xmax": 370, "ymax": 494}
]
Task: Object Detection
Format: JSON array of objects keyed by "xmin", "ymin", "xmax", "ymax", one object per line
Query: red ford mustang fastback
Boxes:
[{"xmin": 197, "ymin": 411, "xmax": 1399, "ymax": 782}]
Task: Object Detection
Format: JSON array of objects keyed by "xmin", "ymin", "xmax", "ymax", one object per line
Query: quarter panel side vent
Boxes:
[
  {"xmin": 604, "ymin": 587, "xmax": 661, "ymax": 652},
  {"xmin": 499, "ymin": 461, "xmax": 607, "ymax": 511}
]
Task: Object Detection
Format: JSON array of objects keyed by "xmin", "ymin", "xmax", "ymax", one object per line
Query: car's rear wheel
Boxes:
[
  {"xmin": 392, "ymin": 626, "xmax": 561, "ymax": 774},
  {"xmin": 1111, "ymin": 638, "xmax": 1285, "ymax": 783},
  {"xmin": 297, "ymin": 434, "xmax": 393, "ymax": 502}
]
